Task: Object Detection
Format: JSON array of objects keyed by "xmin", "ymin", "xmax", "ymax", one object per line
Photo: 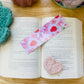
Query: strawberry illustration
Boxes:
[{"xmin": 50, "ymin": 26, "xmax": 57, "ymax": 32}]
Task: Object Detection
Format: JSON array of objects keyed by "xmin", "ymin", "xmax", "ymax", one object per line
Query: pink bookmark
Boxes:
[{"xmin": 20, "ymin": 15, "xmax": 68, "ymax": 54}]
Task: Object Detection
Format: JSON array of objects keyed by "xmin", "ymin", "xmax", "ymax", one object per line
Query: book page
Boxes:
[
  {"xmin": 0, "ymin": 17, "xmax": 41, "ymax": 79},
  {"xmin": 74, "ymin": 19, "xmax": 83, "ymax": 77},
  {"xmin": 41, "ymin": 17, "xmax": 83, "ymax": 79}
]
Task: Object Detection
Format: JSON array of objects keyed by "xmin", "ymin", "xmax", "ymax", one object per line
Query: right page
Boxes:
[{"xmin": 41, "ymin": 17, "xmax": 83, "ymax": 79}]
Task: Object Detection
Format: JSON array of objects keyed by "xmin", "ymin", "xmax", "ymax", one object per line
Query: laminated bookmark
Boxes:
[{"xmin": 20, "ymin": 15, "xmax": 68, "ymax": 54}]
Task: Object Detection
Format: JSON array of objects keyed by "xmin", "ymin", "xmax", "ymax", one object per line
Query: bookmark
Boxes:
[{"xmin": 20, "ymin": 15, "xmax": 68, "ymax": 54}]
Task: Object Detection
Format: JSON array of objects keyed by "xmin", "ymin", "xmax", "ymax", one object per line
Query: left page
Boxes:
[{"xmin": 0, "ymin": 17, "xmax": 41, "ymax": 79}]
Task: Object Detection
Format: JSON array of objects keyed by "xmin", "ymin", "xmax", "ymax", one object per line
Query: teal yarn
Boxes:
[
  {"xmin": 0, "ymin": 2, "xmax": 12, "ymax": 44},
  {"xmin": 0, "ymin": 27, "xmax": 10, "ymax": 44},
  {"xmin": 0, "ymin": 2, "xmax": 2, "ymax": 7}
]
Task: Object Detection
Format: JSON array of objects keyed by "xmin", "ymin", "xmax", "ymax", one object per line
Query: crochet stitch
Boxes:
[{"xmin": 0, "ymin": 2, "xmax": 12, "ymax": 44}]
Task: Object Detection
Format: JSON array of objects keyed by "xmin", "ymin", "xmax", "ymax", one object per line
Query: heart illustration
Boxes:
[
  {"xmin": 44, "ymin": 57, "xmax": 63, "ymax": 75},
  {"xmin": 50, "ymin": 26, "xmax": 57, "ymax": 32},
  {"xmin": 30, "ymin": 40, "xmax": 37, "ymax": 46}
]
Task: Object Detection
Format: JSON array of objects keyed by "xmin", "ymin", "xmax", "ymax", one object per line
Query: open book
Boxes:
[{"xmin": 0, "ymin": 17, "xmax": 83, "ymax": 79}]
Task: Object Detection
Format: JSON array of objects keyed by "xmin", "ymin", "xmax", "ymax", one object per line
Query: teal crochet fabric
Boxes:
[
  {"xmin": 0, "ymin": 2, "xmax": 2, "ymax": 7},
  {"xmin": 0, "ymin": 2, "xmax": 12, "ymax": 44}
]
